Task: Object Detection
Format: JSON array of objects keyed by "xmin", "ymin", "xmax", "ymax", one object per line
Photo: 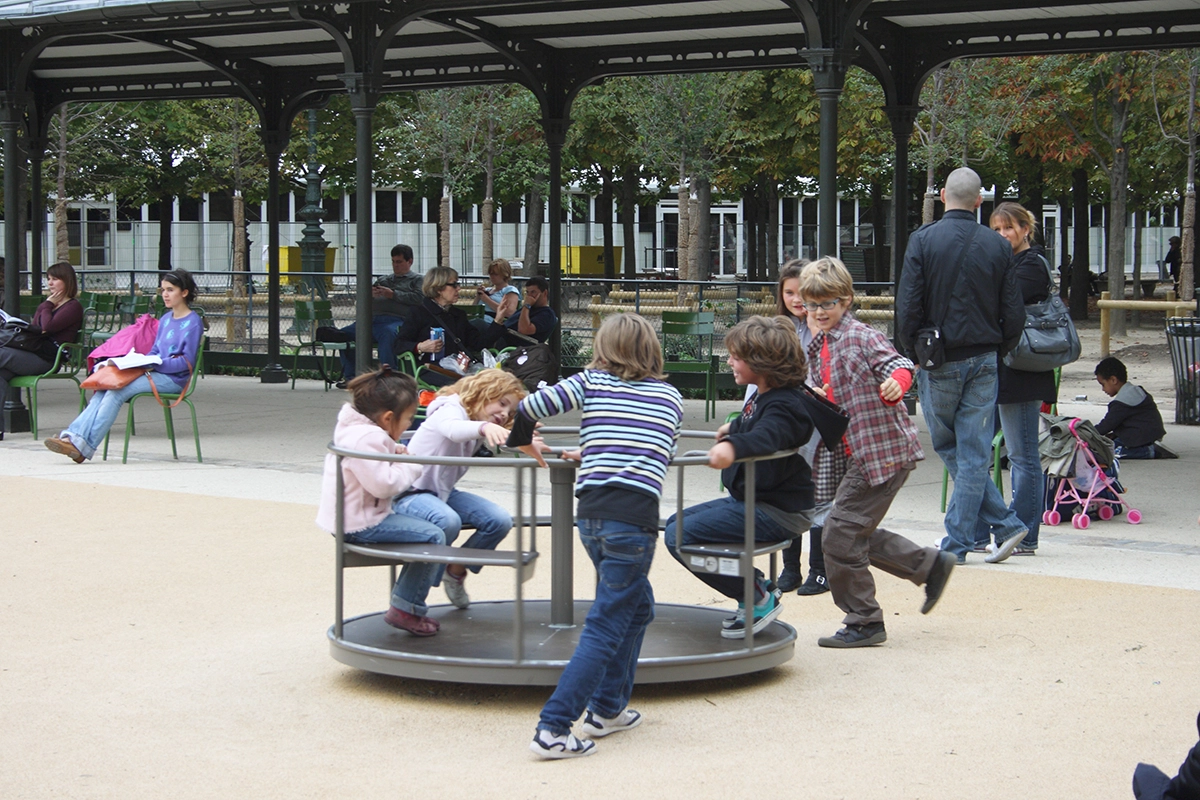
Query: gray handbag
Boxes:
[{"xmin": 1003, "ymin": 255, "xmax": 1081, "ymax": 372}]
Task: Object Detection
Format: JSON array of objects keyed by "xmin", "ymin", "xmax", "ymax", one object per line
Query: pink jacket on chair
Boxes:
[{"xmin": 87, "ymin": 313, "xmax": 159, "ymax": 372}]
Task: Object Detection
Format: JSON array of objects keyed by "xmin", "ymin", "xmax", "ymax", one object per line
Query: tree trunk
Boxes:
[
  {"xmin": 600, "ymin": 166, "xmax": 614, "ymax": 280},
  {"xmin": 55, "ymin": 106, "xmax": 69, "ymax": 263},
  {"xmin": 439, "ymin": 190, "xmax": 451, "ymax": 270},
  {"xmin": 232, "ymin": 190, "xmax": 247, "ymax": 340},
  {"xmin": 481, "ymin": 140, "xmax": 495, "ymax": 266},
  {"xmin": 923, "ymin": 163, "xmax": 937, "ymax": 225},
  {"xmin": 1107, "ymin": 141, "xmax": 1130, "ymax": 337},
  {"xmin": 755, "ymin": 189, "xmax": 768, "ymax": 280},
  {"xmin": 692, "ymin": 175, "xmax": 711, "ymax": 280},
  {"xmin": 619, "ymin": 164, "xmax": 637, "ymax": 279},
  {"xmin": 1070, "ymin": 169, "xmax": 1090, "ymax": 320},
  {"xmin": 523, "ymin": 189, "xmax": 543, "ymax": 273},
  {"xmin": 157, "ymin": 196, "xmax": 173, "ymax": 271},
  {"xmin": 1183, "ymin": 188, "xmax": 1196, "ymax": 302}
]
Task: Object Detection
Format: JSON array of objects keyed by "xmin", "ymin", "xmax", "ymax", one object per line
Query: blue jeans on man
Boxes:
[
  {"xmin": 537, "ymin": 518, "xmax": 656, "ymax": 735},
  {"xmin": 338, "ymin": 313, "xmax": 404, "ymax": 379},
  {"xmin": 391, "ymin": 489, "xmax": 512, "ymax": 583},
  {"xmin": 344, "ymin": 513, "xmax": 446, "ymax": 616},
  {"xmin": 917, "ymin": 351, "xmax": 1026, "ymax": 560},
  {"xmin": 663, "ymin": 496, "xmax": 793, "ymax": 599},
  {"xmin": 973, "ymin": 400, "xmax": 1042, "ymax": 551}
]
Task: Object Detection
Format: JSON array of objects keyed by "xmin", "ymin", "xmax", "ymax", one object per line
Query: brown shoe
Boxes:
[{"xmin": 45, "ymin": 437, "xmax": 85, "ymax": 463}]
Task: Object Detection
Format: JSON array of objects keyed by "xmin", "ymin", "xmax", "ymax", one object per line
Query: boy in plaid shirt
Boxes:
[{"xmin": 799, "ymin": 257, "xmax": 956, "ymax": 648}]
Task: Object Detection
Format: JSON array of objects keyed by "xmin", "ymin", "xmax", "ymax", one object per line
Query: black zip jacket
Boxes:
[
  {"xmin": 897, "ymin": 209, "xmax": 1025, "ymax": 364},
  {"xmin": 721, "ymin": 385, "xmax": 815, "ymax": 512}
]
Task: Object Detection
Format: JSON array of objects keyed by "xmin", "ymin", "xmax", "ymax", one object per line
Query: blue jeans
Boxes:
[
  {"xmin": 538, "ymin": 519, "xmax": 656, "ymax": 735},
  {"xmin": 339, "ymin": 314, "xmax": 404, "ymax": 379},
  {"xmin": 974, "ymin": 401, "xmax": 1042, "ymax": 550},
  {"xmin": 345, "ymin": 513, "xmax": 447, "ymax": 616},
  {"xmin": 61, "ymin": 371, "xmax": 185, "ymax": 460},
  {"xmin": 391, "ymin": 490, "xmax": 512, "ymax": 581},
  {"xmin": 918, "ymin": 352, "xmax": 1026, "ymax": 559},
  {"xmin": 663, "ymin": 496, "xmax": 794, "ymax": 600}
]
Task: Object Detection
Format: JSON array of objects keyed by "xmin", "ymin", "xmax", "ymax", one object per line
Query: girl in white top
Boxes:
[
  {"xmin": 316, "ymin": 368, "xmax": 445, "ymax": 637},
  {"xmin": 394, "ymin": 369, "xmax": 544, "ymax": 609}
]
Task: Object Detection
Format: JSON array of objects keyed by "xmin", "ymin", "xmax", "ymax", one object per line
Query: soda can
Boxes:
[
  {"xmin": 428, "ymin": 327, "xmax": 444, "ymax": 362},
  {"xmin": 455, "ymin": 352, "xmax": 472, "ymax": 373}
]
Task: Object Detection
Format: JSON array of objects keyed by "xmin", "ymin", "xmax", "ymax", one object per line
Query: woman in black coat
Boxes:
[
  {"xmin": 394, "ymin": 267, "xmax": 487, "ymax": 387},
  {"xmin": 975, "ymin": 202, "xmax": 1058, "ymax": 556}
]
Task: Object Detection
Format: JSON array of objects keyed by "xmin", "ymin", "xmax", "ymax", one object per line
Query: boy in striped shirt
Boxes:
[{"xmin": 508, "ymin": 313, "xmax": 683, "ymax": 760}]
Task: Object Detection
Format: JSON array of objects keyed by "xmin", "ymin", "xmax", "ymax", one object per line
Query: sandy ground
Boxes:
[{"xmin": 2, "ymin": 316, "xmax": 1199, "ymax": 799}]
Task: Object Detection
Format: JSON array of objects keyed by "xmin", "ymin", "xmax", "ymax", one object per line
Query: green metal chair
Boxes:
[
  {"xmin": 9, "ymin": 337, "xmax": 86, "ymax": 438},
  {"xmin": 102, "ymin": 339, "xmax": 206, "ymax": 464},
  {"xmin": 289, "ymin": 299, "xmax": 346, "ymax": 390},
  {"xmin": 661, "ymin": 310, "xmax": 718, "ymax": 421},
  {"xmin": 87, "ymin": 295, "xmax": 122, "ymax": 345},
  {"xmin": 19, "ymin": 294, "xmax": 46, "ymax": 320}
]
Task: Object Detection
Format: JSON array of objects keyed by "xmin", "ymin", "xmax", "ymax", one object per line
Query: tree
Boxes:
[{"xmin": 1152, "ymin": 49, "xmax": 1200, "ymax": 300}]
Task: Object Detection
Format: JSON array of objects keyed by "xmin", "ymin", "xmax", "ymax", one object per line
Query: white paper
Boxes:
[{"xmin": 97, "ymin": 349, "xmax": 162, "ymax": 370}]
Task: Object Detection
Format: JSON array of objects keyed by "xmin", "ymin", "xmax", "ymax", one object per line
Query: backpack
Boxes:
[{"xmin": 502, "ymin": 344, "xmax": 559, "ymax": 392}]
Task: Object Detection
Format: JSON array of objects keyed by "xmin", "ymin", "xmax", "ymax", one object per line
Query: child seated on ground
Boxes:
[
  {"xmin": 1095, "ymin": 357, "xmax": 1176, "ymax": 459},
  {"xmin": 393, "ymin": 369, "xmax": 530, "ymax": 609},
  {"xmin": 315, "ymin": 368, "xmax": 447, "ymax": 637},
  {"xmin": 664, "ymin": 315, "xmax": 815, "ymax": 640},
  {"xmin": 508, "ymin": 313, "xmax": 683, "ymax": 760},
  {"xmin": 800, "ymin": 256, "xmax": 954, "ymax": 648}
]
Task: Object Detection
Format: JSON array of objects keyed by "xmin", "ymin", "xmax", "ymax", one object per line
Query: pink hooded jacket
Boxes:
[{"xmin": 316, "ymin": 403, "xmax": 423, "ymax": 535}]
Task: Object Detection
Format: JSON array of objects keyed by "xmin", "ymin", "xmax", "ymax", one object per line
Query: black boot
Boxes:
[
  {"xmin": 775, "ymin": 538, "xmax": 804, "ymax": 592},
  {"xmin": 797, "ymin": 526, "xmax": 830, "ymax": 595}
]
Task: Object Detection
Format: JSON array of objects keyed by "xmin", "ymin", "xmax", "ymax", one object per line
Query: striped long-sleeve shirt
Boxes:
[{"xmin": 508, "ymin": 369, "xmax": 683, "ymax": 529}]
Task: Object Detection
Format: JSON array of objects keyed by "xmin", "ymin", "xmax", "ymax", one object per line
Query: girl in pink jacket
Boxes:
[{"xmin": 316, "ymin": 368, "xmax": 444, "ymax": 637}]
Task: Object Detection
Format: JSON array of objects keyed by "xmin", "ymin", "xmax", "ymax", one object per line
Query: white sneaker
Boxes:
[
  {"xmin": 985, "ymin": 530, "xmax": 1027, "ymax": 564},
  {"xmin": 581, "ymin": 708, "xmax": 642, "ymax": 738},
  {"xmin": 443, "ymin": 572, "xmax": 470, "ymax": 609},
  {"xmin": 529, "ymin": 729, "xmax": 596, "ymax": 759}
]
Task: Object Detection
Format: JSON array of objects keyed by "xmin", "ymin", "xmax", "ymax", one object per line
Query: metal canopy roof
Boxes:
[{"xmin": 1, "ymin": 0, "xmax": 1199, "ymax": 127}]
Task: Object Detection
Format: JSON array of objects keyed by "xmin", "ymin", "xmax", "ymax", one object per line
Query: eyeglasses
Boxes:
[
  {"xmin": 802, "ymin": 298, "xmax": 845, "ymax": 311},
  {"xmin": 445, "ymin": 282, "xmax": 459, "ymax": 288}
]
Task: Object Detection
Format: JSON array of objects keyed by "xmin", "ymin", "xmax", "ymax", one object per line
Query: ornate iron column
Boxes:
[
  {"xmin": 297, "ymin": 109, "xmax": 329, "ymax": 299},
  {"xmin": 886, "ymin": 105, "xmax": 920, "ymax": 287},
  {"xmin": 343, "ymin": 72, "xmax": 380, "ymax": 377},
  {"xmin": 259, "ymin": 129, "xmax": 289, "ymax": 383},
  {"xmin": 1, "ymin": 94, "xmax": 21, "ymax": 316}
]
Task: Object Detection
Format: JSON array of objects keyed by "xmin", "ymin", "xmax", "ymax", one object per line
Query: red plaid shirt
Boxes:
[{"xmin": 808, "ymin": 315, "xmax": 924, "ymax": 486}]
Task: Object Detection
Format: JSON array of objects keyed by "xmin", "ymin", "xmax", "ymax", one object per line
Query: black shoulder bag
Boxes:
[{"xmin": 913, "ymin": 224, "xmax": 978, "ymax": 370}]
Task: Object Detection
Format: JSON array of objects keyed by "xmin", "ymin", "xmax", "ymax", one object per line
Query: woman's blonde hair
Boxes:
[
  {"xmin": 725, "ymin": 316, "xmax": 808, "ymax": 389},
  {"xmin": 437, "ymin": 369, "xmax": 527, "ymax": 424},
  {"xmin": 588, "ymin": 313, "xmax": 664, "ymax": 381},
  {"xmin": 775, "ymin": 257, "xmax": 808, "ymax": 317},
  {"xmin": 422, "ymin": 267, "xmax": 459, "ymax": 298},
  {"xmin": 798, "ymin": 257, "xmax": 854, "ymax": 304},
  {"xmin": 487, "ymin": 258, "xmax": 512, "ymax": 282},
  {"xmin": 990, "ymin": 201, "xmax": 1038, "ymax": 242}
]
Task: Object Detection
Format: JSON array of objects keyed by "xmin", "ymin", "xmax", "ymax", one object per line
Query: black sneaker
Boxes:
[
  {"xmin": 1155, "ymin": 443, "xmax": 1179, "ymax": 459},
  {"xmin": 775, "ymin": 567, "xmax": 804, "ymax": 593},
  {"xmin": 795, "ymin": 573, "xmax": 830, "ymax": 596},
  {"xmin": 921, "ymin": 550, "xmax": 956, "ymax": 614},
  {"xmin": 817, "ymin": 621, "xmax": 886, "ymax": 648}
]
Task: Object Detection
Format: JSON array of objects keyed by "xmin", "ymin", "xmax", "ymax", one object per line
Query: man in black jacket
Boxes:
[{"xmin": 897, "ymin": 168, "xmax": 1028, "ymax": 565}]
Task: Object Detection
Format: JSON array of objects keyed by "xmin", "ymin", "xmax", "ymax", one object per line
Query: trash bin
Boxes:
[{"xmin": 1166, "ymin": 316, "xmax": 1200, "ymax": 424}]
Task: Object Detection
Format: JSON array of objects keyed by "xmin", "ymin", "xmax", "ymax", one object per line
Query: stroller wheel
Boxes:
[
  {"xmin": 1042, "ymin": 510, "xmax": 1052, "ymax": 525},
  {"xmin": 1045, "ymin": 510, "xmax": 1061, "ymax": 526},
  {"xmin": 1127, "ymin": 509, "xmax": 1143, "ymax": 524},
  {"xmin": 1072, "ymin": 513, "xmax": 1091, "ymax": 530},
  {"xmin": 1098, "ymin": 505, "xmax": 1115, "ymax": 521}
]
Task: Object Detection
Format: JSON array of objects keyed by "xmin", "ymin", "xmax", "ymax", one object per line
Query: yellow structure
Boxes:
[
  {"xmin": 279, "ymin": 246, "xmax": 337, "ymax": 287},
  {"xmin": 561, "ymin": 245, "xmax": 622, "ymax": 275}
]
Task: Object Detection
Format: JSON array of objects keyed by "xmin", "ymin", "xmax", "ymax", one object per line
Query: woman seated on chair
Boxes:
[
  {"xmin": 0, "ymin": 261, "xmax": 83, "ymax": 442},
  {"xmin": 394, "ymin": 267, "xmax": 488, "ymax": 388},
  {"xmin": 45, "ymin": 269, "xmax": 202, "ymax": 463}
]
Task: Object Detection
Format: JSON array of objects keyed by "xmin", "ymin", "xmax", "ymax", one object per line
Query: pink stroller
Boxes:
[{"xmin": 1041, "ymin": 415, "xmax": 1142, "ymax": 529}]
